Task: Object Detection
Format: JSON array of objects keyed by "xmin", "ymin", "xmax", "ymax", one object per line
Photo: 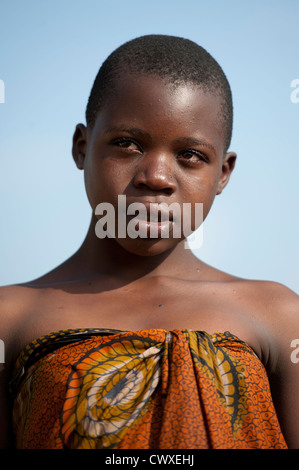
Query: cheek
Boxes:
[
  {"xmin": 183, "ymin": 176, "xmax": 219, "ymax": 223},
  {"xmin": 186, "ymin": 174, "xmax": 219, "ymax": 201},
  {"xmin": 84, "ymin": 158, "xmax": 129, "ymax": 212},
  {"xmin": 84, "ymin": 167, "xmax": 107, "ymax": 211}
]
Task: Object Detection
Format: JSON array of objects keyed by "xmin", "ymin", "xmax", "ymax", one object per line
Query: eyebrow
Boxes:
[
  {"xmin": 173, "ymin": 137, "xmax": 217, "ymax": 156},
  {"xmin": 103, "ymin": 126, "xmax": 152, "ymax": 140}
]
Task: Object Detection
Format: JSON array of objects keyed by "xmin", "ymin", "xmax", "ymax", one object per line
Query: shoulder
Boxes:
[
  {"xmin": 0, "ymin": 282, "xmax": 38, "ymax": 314},
  {"xmin": 0, "ymin": 283, "xmax": 40, "ymax": 448},
  {"xmin": 240, "ymin": 280, "xmax": 299, "ymax": 368},
  {"xmin": 221, "ymin": 278, "xmax": 299, "ymax": 447},
  {"xmin": 261, "ymin": 280, "xmax": 299, "ymax": 345},
  {"xmin": 249, "ymin": 278, "xmax": 298, "ymax": 300},
  {"xmin": 234, "ymin": 278, "xmax": 298, "ymax": 307},
  {"xmin": 246, "ymin": 281, "xmax": 299, "ymax": 448},
  {"xmin": 216, "ymin": 276, "xmax": 299, "ymax": 369},
  {"xmin": 205, "ymin": 263, "xmax": 298, "ymax": 313},
  {"xmin": 239, "ymin": 279, "xmax": 299, "ymax": 319},
  {"xmin": 0, "ymin": 284, "xmax": 39, "ymax": 366},
  {"xmin": 232, "ymin": 278, "xmax": 299, "ymax": 336}
]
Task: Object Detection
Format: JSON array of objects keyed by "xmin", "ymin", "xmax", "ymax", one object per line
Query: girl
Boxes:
[{"xmin": 1, "ymin": 35, "xmax": 298, "ymax": 449}]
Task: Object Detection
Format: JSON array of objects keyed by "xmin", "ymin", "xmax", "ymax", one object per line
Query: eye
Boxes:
[
  {"xmin": 112, "ymin": 137, "xmax": 142, "ymax": 153},
  {"xmin": 178, "ymin": 149, "xmax": 208, "ymax": 164}
]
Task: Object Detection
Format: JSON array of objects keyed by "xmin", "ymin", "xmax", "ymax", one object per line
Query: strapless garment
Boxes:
[{"xmin": 9, "ymin": 328, "xmax": 287, "ymax": 449}]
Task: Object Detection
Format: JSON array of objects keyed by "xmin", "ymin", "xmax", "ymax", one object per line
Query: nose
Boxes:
[{"xmin": 133, "ymin": 151, "xmax": 176, "ymax": 194}]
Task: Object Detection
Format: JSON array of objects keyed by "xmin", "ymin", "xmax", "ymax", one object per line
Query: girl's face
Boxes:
[{"xmin": 73, "ymin": 73, "xmax": 236, "ymax": 256}]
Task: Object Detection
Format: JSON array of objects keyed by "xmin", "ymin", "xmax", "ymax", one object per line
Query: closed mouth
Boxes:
[
  {"xmin": 125, "ymin": 202, "xmax": 175, "ymax": 238},
  {"xmin": 127, "ymin": 201, "xmax": 174, "ymax": 223}
]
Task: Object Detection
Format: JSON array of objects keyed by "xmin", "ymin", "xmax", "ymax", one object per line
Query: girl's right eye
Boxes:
[{"xmin": 112, "ymin": 138, "xmax": 142, "ymax": 152}]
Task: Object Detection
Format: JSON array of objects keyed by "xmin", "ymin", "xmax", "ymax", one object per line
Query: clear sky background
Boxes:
[{"xmin": 0, "ymin": 0, "xmax": 298, "ymax": 294}]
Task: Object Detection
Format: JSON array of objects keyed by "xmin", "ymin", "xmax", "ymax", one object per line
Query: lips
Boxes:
[
  {"xmin": 136, "ymin": 202, "xmax": 174, "ymax": 222},
  {"xmin": 125, "ymin": 200, "xmax": 175, "ymax": 238},
  {"xmin": 132, "ymin": 218, "xmax": 173, "ymax": 238}
]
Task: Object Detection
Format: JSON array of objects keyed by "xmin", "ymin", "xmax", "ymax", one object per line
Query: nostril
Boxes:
[
  {"xmin": 136, "ymin": 181, "xmax": 174, "ymax": 195},
  {"xmin": 133, "ymin": 169, "xmax": 176, "ymax": 194},
  {"xmin": 164, "ymin": 187, "xmax": 174, "ymax": 195}
]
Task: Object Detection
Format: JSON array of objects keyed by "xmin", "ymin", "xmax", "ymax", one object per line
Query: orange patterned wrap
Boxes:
[{"xmin": 10, "ymin": 329, "xmax": 287, "ymax": 449}]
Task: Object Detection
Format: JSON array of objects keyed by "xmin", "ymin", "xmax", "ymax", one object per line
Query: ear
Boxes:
[
  {"xmin": 216, "ymin": 151, "xmax": 237, "ymax": 195},
  {"xmin": 72, "ymin": 123, "xmax": 88, "ymax": 170}
]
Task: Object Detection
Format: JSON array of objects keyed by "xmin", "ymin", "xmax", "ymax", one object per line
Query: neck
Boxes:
[{"xmin": 73, "ymin": 214, "xmax": 202, "ymax": 283}]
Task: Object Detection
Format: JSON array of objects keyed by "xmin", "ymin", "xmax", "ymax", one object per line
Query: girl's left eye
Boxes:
[{"xmin": 178, "ymin": 150, "xmax": 207, "ymax": 164}]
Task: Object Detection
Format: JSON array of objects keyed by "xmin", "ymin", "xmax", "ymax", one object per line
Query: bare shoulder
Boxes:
[
  {"xmin": 0, "ymin": 283, "xmax": 39, "ymax": 448},
  {"xmin": 239, "ymin": 278, "xmax": 299, "ymax": 320},
  {"xmin": 219, "ymin": 277, "xmax": 299, "ymax": 447},
  {"xmin": 249, "ymin": 278, "xmax": 298, "ymax": 300},
  {"xmin": 256, "ymin": 279, "xmax": 299, "ymax": 344},
  {"xmin": 0, "ymin": 284, "xmax": 39, "ymax": 365},
  {"xmin": 243, "ymin": 280, "xmax": 299, "ymax": 449},
  {"xmin": 234, "ymin": 278, "xmax": 299, "ymax": 306},
  {"xmin": 231, "ymin": 278, "xmax": 299, "ymax": 335},
  {"xmin": 0, "ymin": 282, "xmax": 37, "ymax": 313},
  {"xmin": 236, "ymin": 279, "xmax": 299, "ymax": 367},
  {"xmin": 203, "ymin": 262, "xmax": 299, "ymax": 316},
  {"xmin": 209, "ymin": 271, "xmax": 299, "ymax": 366}
]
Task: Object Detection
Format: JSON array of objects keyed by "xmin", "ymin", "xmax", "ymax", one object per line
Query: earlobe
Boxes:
[
  {"xmin": 216, "ymin": 151, "xmax": 237, "ymax": 195},
  {"xmin": 72, "ymin": 123, "xmax": 88, "ymax": 170}
]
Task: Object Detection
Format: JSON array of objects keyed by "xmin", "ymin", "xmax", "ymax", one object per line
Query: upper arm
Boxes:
[
  {"xmin": 0, "ymin": 363, "xmax": 14, "ymax": 448},
  {"xmin": 0, "ymin": 286, "xmax": 25, "ymax": 448},
  {"xmin": 270, "ymin": 347, "xmax": 299, "ymax": 448},
  {"xmin": 265, "ymin": 283, "xmax": 299, "ymax": 448}
]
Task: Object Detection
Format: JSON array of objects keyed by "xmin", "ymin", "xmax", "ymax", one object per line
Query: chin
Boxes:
[{"xmin": 116, "ymin": 236, "xmax": 182, "ymax": 257}]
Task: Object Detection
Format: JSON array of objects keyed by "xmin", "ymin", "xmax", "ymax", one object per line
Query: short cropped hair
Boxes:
[{"xmin": 86, "ymin": 34, "xmax": 233, "ymax": 151}]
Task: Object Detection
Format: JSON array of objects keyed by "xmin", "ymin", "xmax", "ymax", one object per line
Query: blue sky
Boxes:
[{"xmin": 0, "ymin": 0, "xmax": 298, "ymax": 293}]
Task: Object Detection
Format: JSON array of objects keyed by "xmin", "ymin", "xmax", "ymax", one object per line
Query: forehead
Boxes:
[{"xmin": 92, "ymin": 73, "xmax": 226, "ymax": 153}]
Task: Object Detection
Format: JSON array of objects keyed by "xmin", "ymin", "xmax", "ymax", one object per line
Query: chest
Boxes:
[{"xmin": 20, "ymin": 281, "xmax": 266, "ymax": 361}]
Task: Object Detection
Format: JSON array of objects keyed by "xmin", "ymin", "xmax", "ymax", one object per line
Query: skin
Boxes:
[{"xmin": 0, "ymin": 73, "xmax": 299, "ymax": 448}]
